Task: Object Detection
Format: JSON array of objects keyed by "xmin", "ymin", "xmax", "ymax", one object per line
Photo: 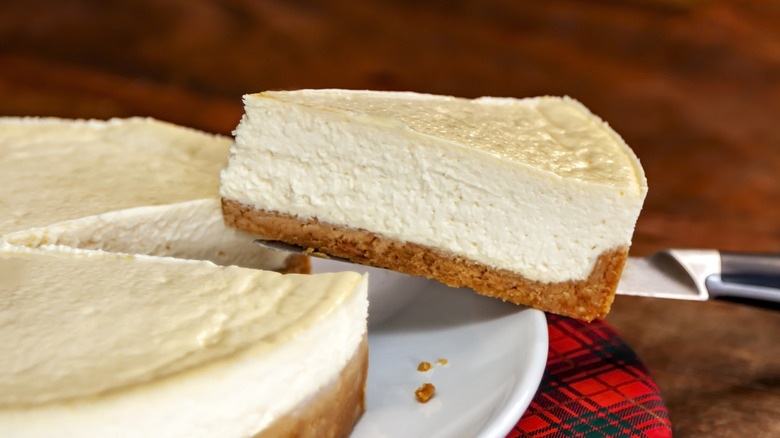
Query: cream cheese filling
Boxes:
[
  {"xmin": 221, "ymin": 90, "xmax": 647, "ymax": 283},
  {"xmin": 262, "ymin": 90, "xmax": 641, "ymax": 186}
]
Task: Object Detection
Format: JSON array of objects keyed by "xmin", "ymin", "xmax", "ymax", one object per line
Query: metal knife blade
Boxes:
[{"xmin": 617, "ymin": 251, "xmax": 715, "ymax": 301}]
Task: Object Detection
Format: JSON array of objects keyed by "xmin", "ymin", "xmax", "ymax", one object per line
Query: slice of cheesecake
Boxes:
[
  {"xmin": 0, "ymin": 242, "xmax": 368, "ymax": 438},
  {"xmin": 220, "ymin": 89, "xmax": 648, "ymax": 320}
]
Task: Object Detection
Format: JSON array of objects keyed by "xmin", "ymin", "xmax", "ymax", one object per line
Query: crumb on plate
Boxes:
[{"xmin": 415, "ymin": 383, "xmax": 436, "ymax": 403}]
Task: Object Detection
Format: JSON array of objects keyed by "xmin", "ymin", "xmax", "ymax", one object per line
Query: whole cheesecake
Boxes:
[
  {"xmin": 220, "ymin": 89, "xmax": 648, "ymax": 321},
  {"xmin": 0, "ymin": 117, "xmax": 368, "ymax": 437}
]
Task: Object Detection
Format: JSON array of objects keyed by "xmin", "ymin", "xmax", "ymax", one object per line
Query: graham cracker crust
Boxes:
[
  {"xmin": 255, "ymin": 334, "xmax": 368, "ymax": 438},
  {"xmin": 223, "ymin": 199, "xmax": 626, "ymax": 321}
]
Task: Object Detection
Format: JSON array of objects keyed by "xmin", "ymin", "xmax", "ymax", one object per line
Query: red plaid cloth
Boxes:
[{"xmin": 509, "ymin": 315, "xmax": 672, "ymax": 438}]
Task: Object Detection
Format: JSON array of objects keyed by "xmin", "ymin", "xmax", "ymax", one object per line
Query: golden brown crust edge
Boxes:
[
  {"xmin": 279, "ymin": 254, "xmax": 312, "ymax": 274},
  {"xmin": 223, "ymin": 199, "xmax": 626, "ymax": 321},
  {"xmin": 255, "ymin": 333, "xmax": 368, "ymax": 438}
]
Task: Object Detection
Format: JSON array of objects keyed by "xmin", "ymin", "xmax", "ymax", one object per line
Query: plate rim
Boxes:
[{"xmin": 475, "ymin": 308, "xmax": 547, "ymax": 438}]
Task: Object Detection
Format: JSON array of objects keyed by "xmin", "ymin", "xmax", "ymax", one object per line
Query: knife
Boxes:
[
  {"xmin": 254, "ymin": 240, "xmax": 780, "ymax": 303},
  {"xmin": 618, "ymin": 249, "xmax": 780, "ymax": 302}
]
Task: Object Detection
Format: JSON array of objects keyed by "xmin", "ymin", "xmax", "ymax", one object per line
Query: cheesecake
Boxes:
[
  {"xmin": 0, "ymin": 117, "xmax": 369, "ymax": 437},
  {"xmin": 1, "ymin": 117, "xmax": 234, "ymax": 233},
  {"xmin": 0, "ymin": 116, "xmax": 303, "ymax": 272},
  {"xmin": 0, "ymin": 243, "xmax": 368, "ymax": 438},
  {"xmin": 220, "ymin": 89, "xmax": 648, "ymax": 320}
]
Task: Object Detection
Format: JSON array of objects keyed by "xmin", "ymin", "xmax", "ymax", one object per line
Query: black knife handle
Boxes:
[{"xmin": 720, "ymin": 252, "xmax": 780, "ymax": 289}]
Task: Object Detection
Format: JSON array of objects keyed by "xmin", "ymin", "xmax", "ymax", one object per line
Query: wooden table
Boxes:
[{"xmin": 1, "ymin": 0, "xmax": 778, "ymax": 436}]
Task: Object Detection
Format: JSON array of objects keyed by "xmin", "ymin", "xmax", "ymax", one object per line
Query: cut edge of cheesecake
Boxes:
[
  {"xmin": 255, "ymin": 333, "xmax": 368, "ymax": 438},
  {"xmin": 223, "ymin": 199, "xmax": 625, "ymax": 321}
]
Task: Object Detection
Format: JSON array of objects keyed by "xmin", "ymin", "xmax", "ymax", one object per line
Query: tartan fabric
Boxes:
[{"xmin": 509, "ymin": 315, "xmax": 672, "ymax": 438}]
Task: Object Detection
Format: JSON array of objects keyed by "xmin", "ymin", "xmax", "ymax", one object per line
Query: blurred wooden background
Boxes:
[{"xmin": 1, "ymin": 0, "xmax": 778, "ymax": 436}]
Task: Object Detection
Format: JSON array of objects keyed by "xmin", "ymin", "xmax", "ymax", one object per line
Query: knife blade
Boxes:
[{"xmin": 253, "ymin": 240, "xmax": 780, "ymax": 304}]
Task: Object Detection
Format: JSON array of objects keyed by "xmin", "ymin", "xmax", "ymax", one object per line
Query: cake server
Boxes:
[{"xmin": 254, "ymin": 240, "xmax": 780, "ymax": 303}]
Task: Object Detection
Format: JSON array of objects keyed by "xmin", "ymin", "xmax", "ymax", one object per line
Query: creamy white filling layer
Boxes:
[
  {"xmin": 221, "ymin": 91, "xmax": 647, "ymax": 283},
  {"xmin": 0, "ymin": 245, "xmax": 367, "ymax": 438},
  {"xmin": 2, "ymin": 199, "xmax": 289, "ymax": 271}
]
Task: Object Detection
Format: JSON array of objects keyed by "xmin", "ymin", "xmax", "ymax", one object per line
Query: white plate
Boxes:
[{"xmin": 310, "ymin": 259, "xmax": 549, "ymax": 438}]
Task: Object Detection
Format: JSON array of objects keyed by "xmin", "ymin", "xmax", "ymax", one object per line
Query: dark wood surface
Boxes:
[{"xmin": 1, "ymin": 0, "xmax": 778, "ymax": 436}]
